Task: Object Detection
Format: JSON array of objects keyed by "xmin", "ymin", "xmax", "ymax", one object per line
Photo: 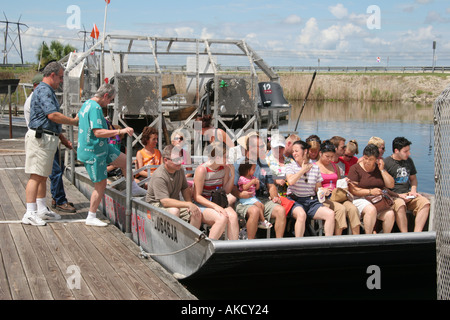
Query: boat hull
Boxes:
[{"xmin": 184, "ymin": 232, "xmax": 436, "ymax": 299}]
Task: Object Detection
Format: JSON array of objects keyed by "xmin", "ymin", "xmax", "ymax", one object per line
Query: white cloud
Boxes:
[
  {"xmin": 425, "ymin": 11, "xmax": 450, "ymax": 24},
  {"xmin": 297, "ymin": 18, "xmax": 320, "ymax": 46},
  {"xmin": 364, "ymin": 37, "xmax": 390, "ymax": 46},
  {"xmin": 173, "ymin": 27, "xmax": 195, "ymax": 38},
  {"xmin": 296, "ymin": 18, "xmax": 365, "ymax": 50},
  {"xmin": 329, "ymin": 3, "xmax": 348, "ymax": 19},
  {"xmin": 284, "ymin": 14, "xmax": 302, "ymax": 25},
  {"xmin": 200, "ymin": 27, "xmax": 214, "ymax": 39}
]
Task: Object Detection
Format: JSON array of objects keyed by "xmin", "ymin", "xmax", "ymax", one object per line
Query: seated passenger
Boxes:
[
  {"xmin": 384, "ymin": 137, "xmax": 430, "ymax": 232},
  {"xmin": 233, "ymin": 131, "xmax": 286, "ymax": 239},
  {"xmin": 193, "ymin": 142, "xmax": 239, "ymax": 240},
  {"xmin": 135, "ymin": 126, "xmax": 162, "ymax": 185},
  {"xmin": 368, "ymin": 136, "xmax": 386, "ymax": 159},
  {"xmin": 348, "ymin": 144, "xmax": 404, "ymax": 234},
  {"xmin": 266, "ymin": 134, "xmax": 292, "ymax": 193},
  {"xmin": 329, "ymin": 136, "xmax": 346, "ymax": 176},
  {"xmin": 339, "ymin": 139, "xmax": 359, "ymax": 176},
  {"xmin": 283, "ymin": 134, "xmax": 301, "ymax": 161},
  {"xmin": 196, "ymin": 114, "xmax": 235, "ymax": 149},
  {"xmin": 317, "ymin": 140, "xmax": 360, "ymax": 235},
  {"xmin": 145, "ymin": 145, "xmax": 202, "ymax": 228},
  {"xmin": 171, "ymin": 129, "xmax": 193, "ymax": 177},
  {"xmin": 306, "ymin": 135, "xmax": 321, "ymax": 163},
  {"xmin": 285, "ymin": 140, "xmax": 335, "ymax": 237},
  {"xmin": 238, "ymin": 163, "xmax": 272, "ymax": 229}
]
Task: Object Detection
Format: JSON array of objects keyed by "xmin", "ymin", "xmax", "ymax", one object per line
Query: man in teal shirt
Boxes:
[{"xmin": 78, "ymin": 83, "xmax": 146, "ymax": 227}]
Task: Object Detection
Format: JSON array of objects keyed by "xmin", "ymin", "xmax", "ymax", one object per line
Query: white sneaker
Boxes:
[
  {"xmin": 86, "ymin": 217, "xmax": 108, "ymax": 227},
  {"xmin": 22, "ymin": 211, "xmax": 47, "ymax": 226},
  {"xmin": 37, "ymin": 207, "xmax": 61, "ymax": 220}
]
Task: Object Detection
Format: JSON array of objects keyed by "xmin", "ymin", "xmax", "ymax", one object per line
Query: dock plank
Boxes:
[
  {"xmin": 41, "ymin": 224, "xmax": 96, "ymax": 300},
  {"xmin": 0, "ymin": 146, "xmax": 197, "ymax": 300},
  {"xmin": 0, "ymin": 223, "xmax": 33, "ymax": 300},
  {"xmin": 64, "ymin": 222, "xmax": 140, "ymax": 300},
  {"xmin": 0, "ymin": 241, "xmax": 13, "ymax": 300}
]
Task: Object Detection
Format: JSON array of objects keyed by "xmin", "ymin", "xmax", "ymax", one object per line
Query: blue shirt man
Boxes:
[{"xmin": 29, "ymin": 82, "xmax": 62, "ymax": 134}]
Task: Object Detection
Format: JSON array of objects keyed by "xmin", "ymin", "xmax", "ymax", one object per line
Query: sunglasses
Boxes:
[{"xmin": 173, "ymin": 136, "xmax": 183, "ymax": 141}]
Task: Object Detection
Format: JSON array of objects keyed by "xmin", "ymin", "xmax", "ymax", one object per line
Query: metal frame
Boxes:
[{"xmin": 62, "ymin": 34, "xmax": 285, "ymax": 181}]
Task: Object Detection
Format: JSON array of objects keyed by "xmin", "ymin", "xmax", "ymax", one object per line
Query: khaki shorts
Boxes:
[
  {"xmin": 393, "ymin": 195, "xmax": 430, "ymax": 216},
  {"xmin": 151, "ymin": 202, "xmax": 191, "ymax": 223},
  {"xmin": 25, "ymin": 129, "xmax": 59, "ymax": 177},
  {"xmin": 235, "ymin": 197, "xmax": 279, "ymax": 222}
]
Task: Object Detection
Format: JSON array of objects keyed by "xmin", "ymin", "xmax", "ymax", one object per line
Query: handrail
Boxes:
[{"xmin": 125, "ymin": 135, "xmax": 132, "ymax": 238}]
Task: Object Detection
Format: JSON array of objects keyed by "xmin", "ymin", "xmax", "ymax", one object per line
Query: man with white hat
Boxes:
[{"xmin": 232, "ymin": 131, "xmax": 286, "ymax": 239}]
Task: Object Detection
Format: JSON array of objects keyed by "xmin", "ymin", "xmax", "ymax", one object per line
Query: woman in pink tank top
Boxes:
[{"xmin": 317, "ymin": 140, "xmax": 361, "ymax": 235}]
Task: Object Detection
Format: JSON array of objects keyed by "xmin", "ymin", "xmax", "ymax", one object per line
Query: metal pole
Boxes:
[
  {"xmin": 8, "ymin": 84, "xmax": 12, "ymax": 138},
  {"xmin": 125, "ymin": 134, "xmax": 132, "ymax": 239}
]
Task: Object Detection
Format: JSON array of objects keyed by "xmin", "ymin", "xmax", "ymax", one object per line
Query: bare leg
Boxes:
[
  {"xmin": 378, "ymin": 209, "xmax": 395, "ymax": 233},
  {"xmin": 313, "ymin": 206, "xmax": 335, "ymax": 236},
  {"xmin": 270, "ymin": 205, "xmax": 286, "ymax": 238},
  {"xmin": 90, "ymin": 179, "xmax": 107, "ymax": 213},
  {"xmin": 26, "ymin": 174, "xmax": 47, "ymax": 204},
  {"xmin": 291, "ymin": 206, "xmax": 307, "ymax": 237},
  {"xmin": 225, "ymin": 208, "xmax": 239, "ymax": 240},
  {"xmin": 202, "ymin": 209, "xmax": 228, "ymax": 240},
  {"xmin": 362, "ymin": 204, "xmax": 377, "ymax": 234},
  {"xmin": 394, "ymin": 204, "xmax": 408, "ymax": 233},
  {"xmin": 245, "ymin": 206, "xmax": 260, "ymax": 239},
  {"xmin": 414, "ymin": 204, "xmax": 430, "ymax": 232}
]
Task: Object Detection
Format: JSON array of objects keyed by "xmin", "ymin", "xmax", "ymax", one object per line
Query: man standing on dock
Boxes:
[
  {"xmin": 384, "ymin": 137, "xmax": 430, "ymax": 232},
  {"xmin": 24, "ymin": 73, "xmax": 77, "ymax": 215},
  {"xmin": 23, "ymin": 62, "xmax": 79, "ymax": 226}
]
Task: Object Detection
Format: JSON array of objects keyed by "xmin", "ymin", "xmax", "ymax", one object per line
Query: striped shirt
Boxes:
[
  {"xmin": 285, "ymin": 162, "xmax": 323, "ymax": 197},
  {"xmin": 200, "ymin": 163, "xmax": 225, "ymax": 198}
]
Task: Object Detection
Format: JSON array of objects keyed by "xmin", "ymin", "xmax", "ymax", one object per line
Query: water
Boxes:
[{"xmin": 278, "ymin": 100, "xmax": 435, "ymax": 195}]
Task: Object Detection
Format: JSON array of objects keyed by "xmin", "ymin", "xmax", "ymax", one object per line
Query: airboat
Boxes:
[{"xmin": 62, "ymin": 34, "xmax": 437, "ymax": 299}]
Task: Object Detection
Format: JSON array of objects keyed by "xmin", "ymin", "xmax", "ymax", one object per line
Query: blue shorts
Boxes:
[
  {"xmin": 288, "ymin": 195, "xmax": 322, "ymax": 219},
  {"xmin": 83, "ymin": 144, "xmax": 121, "ymax": 183}
]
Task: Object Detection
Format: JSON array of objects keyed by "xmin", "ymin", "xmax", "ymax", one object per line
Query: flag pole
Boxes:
[{"xmin": 100, "ymin": 1, "xmax": 109, "ymax": 84}]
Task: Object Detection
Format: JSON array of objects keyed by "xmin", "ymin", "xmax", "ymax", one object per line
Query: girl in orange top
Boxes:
[{"xmin": 135, "ymin": 126, "xmax": 161, "ymax": 184}]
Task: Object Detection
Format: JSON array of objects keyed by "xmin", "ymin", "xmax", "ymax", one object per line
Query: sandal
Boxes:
[{"xmin": 258, "ymin": 220, "xmax": 273, "ymax": 229}]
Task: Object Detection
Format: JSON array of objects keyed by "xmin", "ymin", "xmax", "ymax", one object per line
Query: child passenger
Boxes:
[
  {"xmin": 238, "ymin": 163, "xmax": 272, "ymax": 229},
  {"xmin": 135, "ymin": 126, "xmax": 162, "ymax": 185}
]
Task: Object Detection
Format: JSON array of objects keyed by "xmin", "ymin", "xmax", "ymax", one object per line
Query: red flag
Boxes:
[
  {"xmin": 105, "ymin": 0, "xmax": 110, "ymax": 4},
  {"xmin": 91, "ymin": 24, "xmax": 99, "ymax": 39}
]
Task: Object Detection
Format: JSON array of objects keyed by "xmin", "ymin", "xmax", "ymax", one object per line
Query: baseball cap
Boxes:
[{"xmin": 270, "ymin": 134, "xmax": 286, "ymax": 148}]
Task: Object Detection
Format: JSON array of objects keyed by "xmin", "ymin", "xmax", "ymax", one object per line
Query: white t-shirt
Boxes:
[{"xmin": 24, "ymin": 92, "xmax": 33, "ymax": 127}]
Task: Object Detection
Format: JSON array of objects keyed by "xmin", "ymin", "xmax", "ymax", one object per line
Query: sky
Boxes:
[{"xmin": 1, "ymin": 0, "xmax": 450, "ymax": 67}]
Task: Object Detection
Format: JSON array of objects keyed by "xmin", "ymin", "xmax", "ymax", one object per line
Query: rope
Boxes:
[{"xmin": 139, "ymin": 233, "xmax": 207, "ymax": 258}]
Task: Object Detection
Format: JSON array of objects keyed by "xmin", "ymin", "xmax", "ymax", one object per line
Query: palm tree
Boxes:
[{"xmin": 36, "ymin": 40, "xmax": 77, "ymax": 68}]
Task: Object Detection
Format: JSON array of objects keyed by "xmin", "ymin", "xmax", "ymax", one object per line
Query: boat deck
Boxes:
[{"xmin": 0, "ymin": 139, "xmax": 196, "ymax": 300}]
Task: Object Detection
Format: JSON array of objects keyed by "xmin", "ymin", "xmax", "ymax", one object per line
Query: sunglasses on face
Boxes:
[{"xmin": 173, "ymin": 136, "xmax": 183, "ymax": 141}]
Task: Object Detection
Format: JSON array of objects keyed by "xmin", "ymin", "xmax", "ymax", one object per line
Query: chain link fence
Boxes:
[{"xmin": 434, "ymin": 83, "xmax": 450, "ymax": 299}]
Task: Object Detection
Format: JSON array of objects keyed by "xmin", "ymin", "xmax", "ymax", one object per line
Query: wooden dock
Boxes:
[{"xmin": 0, "ymin": 138, "xmax": 196, "ymax": 300}]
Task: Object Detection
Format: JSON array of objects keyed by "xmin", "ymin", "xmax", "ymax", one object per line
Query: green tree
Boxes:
[{"xmin": 36, "ymin": 40, "xmax": 77, "ymax": 67}]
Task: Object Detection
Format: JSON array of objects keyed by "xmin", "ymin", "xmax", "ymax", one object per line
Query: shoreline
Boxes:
[
  {"xmin": 274, "ymin": 73, "xmax": 450, "ymax": 104},
  {"xmin": 2, "ymin": 66, "xmax": 450, "ymax": 105}
]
